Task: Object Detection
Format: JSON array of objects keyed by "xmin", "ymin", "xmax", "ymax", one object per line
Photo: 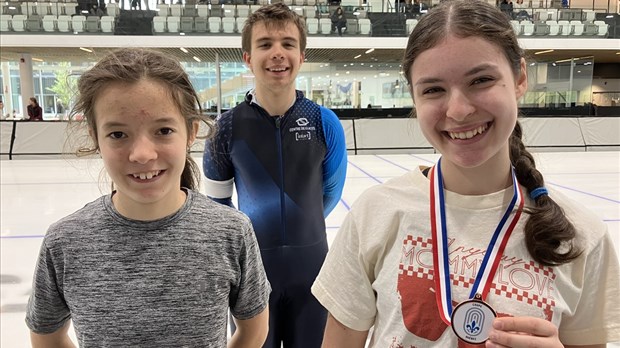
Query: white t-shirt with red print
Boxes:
[{"xmin": 312, "ymin": 167, "xmax": 620, "ymax": 348}]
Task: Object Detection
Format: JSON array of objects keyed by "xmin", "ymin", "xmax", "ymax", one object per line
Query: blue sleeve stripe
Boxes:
[{"xmin": 321, "ymin": 107, "xmax": 348, "ymax": 216}]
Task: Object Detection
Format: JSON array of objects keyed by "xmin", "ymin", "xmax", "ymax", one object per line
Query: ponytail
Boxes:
[
  {"xmin": 509, "ymin": 121, "xmax": 582, "ymax": 266},
  {"xmin": 181, "ymin": 153, "xmax": 201, "ymax": 191}
]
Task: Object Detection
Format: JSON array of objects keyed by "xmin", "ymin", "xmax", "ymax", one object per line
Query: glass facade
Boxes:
[{"xmin": 0, "ymin": 55, "xmax": 605, "ymax": 119}]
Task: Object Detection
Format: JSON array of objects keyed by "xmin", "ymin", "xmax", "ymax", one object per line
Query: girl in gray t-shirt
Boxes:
[{"xmin": 26, "ymin": 48, "xmax": 271, "ymax": 348}]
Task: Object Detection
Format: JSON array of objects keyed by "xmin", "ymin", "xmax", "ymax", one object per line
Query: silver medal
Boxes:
[{"xmin": 450, "ymin": 293, "xmax": 497, "ymax": 345}]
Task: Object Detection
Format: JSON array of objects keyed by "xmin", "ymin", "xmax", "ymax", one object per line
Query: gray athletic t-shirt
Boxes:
[{"xmin": 26, "ymin": 189, "xmax": 270, "ymax": 347}]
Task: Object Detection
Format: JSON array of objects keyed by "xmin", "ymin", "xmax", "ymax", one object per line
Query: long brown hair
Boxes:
[
  {"xmin": 402, "ymin": 0, "xmax": 580, "ymax": 266},
  {"xmin": 71, "ymin": 48, "xmax": 214, "ymax": 191}
]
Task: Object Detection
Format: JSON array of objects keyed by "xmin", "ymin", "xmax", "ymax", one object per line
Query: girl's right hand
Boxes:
[{"xmin": 485, "ymin": 316, "xmax": 562, "ymax": 348}]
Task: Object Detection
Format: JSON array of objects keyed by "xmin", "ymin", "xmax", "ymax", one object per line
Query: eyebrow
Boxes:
[
  {"xmin": 100, "ymin": 116, "xmax": 179, "ymax": 129},
  {"xmin": 414, "ymin": 64, "xmax": 499, "ymax": 86},
  {"xmin": 255, "ymin": 36, "xmax": 299, "ymax": 44}
]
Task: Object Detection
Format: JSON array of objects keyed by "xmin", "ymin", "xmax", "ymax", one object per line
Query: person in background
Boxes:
[
  {"xmin": 312, "ymin": 1, "xmax": 620, "ymax": 347},
  {"xmin": 499, "ymin": 0, "xmax": 514, "ymax": 18},
  {"xmin": 26, "ymin": 48, "xmax": 270, "ymax": 348},
  {"xmin": 27, "ymin": 97, "xmax": 43, "ymax": 121},
  {"xmin": 202, "ymin": 3, "xmax": 347, "ymax": 348},
  {"xmin": 330, "ymin": 6, "xmax": 347, "ymax": 36},
  {"xmin": 513, "ymin": 0, "xmax": 531, "ymax": 20}
]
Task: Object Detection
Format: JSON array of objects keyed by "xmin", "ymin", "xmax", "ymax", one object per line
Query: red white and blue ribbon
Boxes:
[{"xmin": 430, "ymin": 157, "xmax": 524, "ymax": 325}]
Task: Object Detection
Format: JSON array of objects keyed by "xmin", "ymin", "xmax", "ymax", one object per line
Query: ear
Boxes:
[
  {"xmin": 187, "ymin": 120, "xmax": 199, "ymax": 147},
  {"xmin": 515, "ymin": 58, "xmax": 528, "ymax": 99},
  {"xmin": 243, "ymin": 51, "xmax": 252, "ymax": 72},
  {"xmin": 88, "ymin": 127, "xmax": 97, "ymax": 144},
  {"xmin": 87, "ymin": 127, "xmax": 100, "ymax": 153}
]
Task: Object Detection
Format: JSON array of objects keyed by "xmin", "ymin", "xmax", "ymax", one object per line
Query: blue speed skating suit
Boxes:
[{"xmin": 202, "ymin": 90, "xmax": 347, "ymax": 348}]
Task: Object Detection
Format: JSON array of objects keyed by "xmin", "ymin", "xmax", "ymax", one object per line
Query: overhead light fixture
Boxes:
[
  {"xmin": 32, "ymin": 58, "xmax": 44, "ymax": 62},
  {"xmin": 534, "ymin": 49, "xmax": 554, "ymax": 55},
  {"xmin": 79, "ymin": 47, "xmax": 92, "ymax": 53},
  {"xmin": 180, "ymin": 47, "xmax": 188, "ymax": 53},
  {"xmin": 193, "ymin": 56, "xmax": 201, "ymax": 62},
  {"xmin": 354, "ymin": 54, "xmax": 361, "ymax": 59},
  {"xmin": 180, "ymin": 32, "xmax": 185, "ymax": 36},
  {"xmin": 365, "ymin": 48, "xmax": 375, "ymax": 54},
  {"xmin": 555, "ymin": 58, "xmax": 576, "ymax": 63}
]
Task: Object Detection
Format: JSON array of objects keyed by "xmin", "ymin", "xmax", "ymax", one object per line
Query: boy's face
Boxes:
[{"xmin": 243, "ymin": 21, "xmax": 305, "ymax": 95}]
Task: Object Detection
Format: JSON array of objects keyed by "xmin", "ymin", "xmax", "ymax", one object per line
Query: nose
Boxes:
[
  {"xmin": 445, "ymin": 89, "xmax": 475, "ymax": 121},
  {"xmin": 271, "ymin": 44, "xmax": 284, "ymax": 60},
  {"xmin": 128, "ymin": 135, "xmax": 157, "ymax": 164}
]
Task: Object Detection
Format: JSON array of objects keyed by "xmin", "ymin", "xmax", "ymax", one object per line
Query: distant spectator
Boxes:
[
  {"xmin": 331, "ymin": 6, "xmax": 347, "ymax": 36},
  {"xmin": 27, "ymin": 97, "xmax": 43, "ymax": 121},
  {"xmin": 404, "ymin": 0, "xmax": 425, "ymax": 17},
  {"xmin": 90, "ymin": 4, "xmax": 105, "ymax": 15},
  {"xmin": 131, "ymin": 0, "xmax": 141, "ymax": 10},
  {"xmin": 513, "ymin": 0, "xmax": 530, "ymax": 19},
  {"xmin": 499, "ymin": 0, "xmax": 513, "ymax": 18}
]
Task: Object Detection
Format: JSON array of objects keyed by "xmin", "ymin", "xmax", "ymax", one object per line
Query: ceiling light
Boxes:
[
  {"xmin": 79, "ymin": 47, "xmax": 92, "ymax": 53},
  {"xmin": 555, "ymin": 58, "xmax": 576, "ymax": 63},
  {"xmin": 354, "ymin": 54, "xmax": 361, "ymax": 59},
  {"xmin": 534, "ymin": 49, "xmax": 554, "ymax": 55},
  {"xmin": 365, "ymin": 48, "xmax": 375, "ymax": 54},
  {"xmin": 32, "ymin": 58, "xmax": 44, "ymax": 62},
  {"xmin": 180, "ymin": 47, "xmax": 188, "ymax": 53},
  {"xmin": 193, "ymin": 56, "xmax": 201, "ymax": 62}
]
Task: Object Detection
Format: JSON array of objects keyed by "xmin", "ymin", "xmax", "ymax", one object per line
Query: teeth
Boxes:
[
  {"xmin": 449, "ymin": 124, "xmax": 488, "ymax": 140},
  {"xmin": 132, "ymin": 170, "xmax": 161, "ymax": 180},
  {"xmin": 269, "ymin": 67, "xmax": 286, "ymax": 72}
]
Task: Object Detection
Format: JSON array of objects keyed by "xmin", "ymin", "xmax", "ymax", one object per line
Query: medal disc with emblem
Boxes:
[{"xmin": 451, "ymin": 294, "xmax": 497, "ymax": 345}]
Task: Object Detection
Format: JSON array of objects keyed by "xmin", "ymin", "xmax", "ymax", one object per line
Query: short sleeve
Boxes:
[
  {"xmin": 229, "ymin": 221, "xmax": 271, "ymax": 320},
  {"xmin": 558, "ymin": 229, "xmax": 620, "ymax": 344},
  {"xmin": 25, "ymin": 238, "xmax": 71, "ymax": 334},
  {"xmin": 311, "ymin": 211, "xmax": 377, "ymax": 331}
]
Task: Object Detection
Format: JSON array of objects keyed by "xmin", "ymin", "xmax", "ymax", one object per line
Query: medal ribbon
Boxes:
[{"xmin": 430, "ymin": 157, "xmax": 524, "ymax": 325}]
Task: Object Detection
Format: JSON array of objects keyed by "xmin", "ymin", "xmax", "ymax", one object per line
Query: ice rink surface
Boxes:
[{"xmin": 2, "ymin": 152, "xmax": 619, "ymax": 347}]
